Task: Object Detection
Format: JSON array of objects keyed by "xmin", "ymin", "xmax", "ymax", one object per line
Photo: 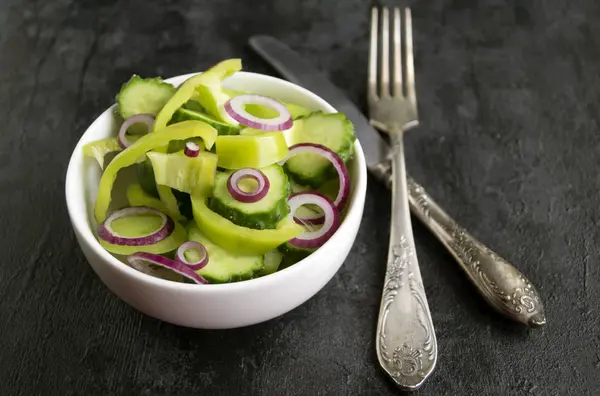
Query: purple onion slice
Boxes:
[
  {"xmin": 118, "ymin": 114, "xmax": 155, "ymax": 148},
  {"xmin": 287, "ymin": 192, "xmax": 340, "ymax": 249},
  {"xmin": 224, "ymin": 94, "xmax": 293, "ymax": 131},
  {"xmin": 127, "ymin": 252, "xmax": 208, "ymax": 284},
  {"xmin": 98, "ymin": 207, "xmax": 174, "ymax": 246},
  {"xmin": 175, "ymin": 241, "xmax": 209, "ymax": 270},
  {"xmin": 227, "ymin": 168, "xmax": 270, "ymax": 203},
  {"xmin": 281, "ymin": 143, "xmax": 350, "ymax": 224}
]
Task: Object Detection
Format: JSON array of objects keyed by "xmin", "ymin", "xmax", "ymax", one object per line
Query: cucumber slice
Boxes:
[
  {"xmin": 284, "ymin": 112, "xmax": 355, "ymax": 188},
  {"xmin": 257, "ymin": 250, "xmax": 284, "ymax": 276},
  {"xmin": 170, "ymin": 108, "xmax": 240, "ymax": 136},
  {"xmin": 278, "ymin": 241, "xmax": 315, "ymax": 268},
  {"xmin": 171, "ymin": 189, "xmax": 193, "ymax": 220},
  {"xmin": 136, "ymin": 159, "xmax": 159, "ymax": 197},
  {"xmin": 208, "ymin": 164, "xmax": 291, "ymax": 230},
  {"xmin": 188, "ymin": 224, "xmax": 264, "ymax": 283},
  {"xmin": 116, "ymin": 75, "xmax": 176, "ymax": 119},
  {"xmin": 191, "ymin": 196, "xmax": 303, "ymax": 255}
]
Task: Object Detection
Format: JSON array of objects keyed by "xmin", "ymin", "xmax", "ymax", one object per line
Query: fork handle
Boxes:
[
  {"xmin": 372, "ymin": 161, "xmax": 546, "ymax": 327},
  {"xmin": 375, "ymin": 134, "xmax": 437, "ymax": 391}
]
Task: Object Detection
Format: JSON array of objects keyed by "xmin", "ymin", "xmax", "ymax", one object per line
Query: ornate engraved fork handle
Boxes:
[
  {"xmin": 376, "ymin": 135, "xmax": 437, "ymax": 391},
  {"xmin": 372, "ymin": 161, "xmax": 546, "ymax": 327}
]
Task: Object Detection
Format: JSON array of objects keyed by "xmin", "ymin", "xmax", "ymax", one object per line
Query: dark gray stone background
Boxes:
[{"xmin": 1, "ymin": 0, "xmax": 598, "ymax": 394}]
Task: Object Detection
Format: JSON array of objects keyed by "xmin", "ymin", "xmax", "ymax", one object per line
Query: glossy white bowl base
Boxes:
[{"xmin": 65, "ymin": 71, "xmax": 367, "ymax": 329}]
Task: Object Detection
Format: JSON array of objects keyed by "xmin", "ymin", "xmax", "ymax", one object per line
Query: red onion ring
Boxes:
[
  {"xmin": 127, "ymin": 252, "xmax": 208, "ymax": 284},
  {"xmin": 184, "ymin": 141, "xmax": 200, "ymax": 157},
  {"xmin": 224, "ymin": 94, "xmax": 293, "ymax": 131},
  {"xmin": 118, "ymin": 114, "xmax": 155, "ymax": 148},
  {"xmin": 98, "ymin": 207, "xmax": 174, "ymax": 246},
  {"xmin": 281, "ymin": 143, "xmax": 350, "ymax": 224},
  {"xmin": 227, "ymin": 168, "xmax": 270, "ymax": 203},
  {"xmin": 175, "ymin": 241, "xmax": 209, "ymax": 270},
  {"xmin": 287, "ymin": 192, "xmax": 340, "ymax": 249}
]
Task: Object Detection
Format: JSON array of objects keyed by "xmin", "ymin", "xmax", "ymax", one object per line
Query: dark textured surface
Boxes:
[{"xmin": 1, "ymin": 0, "xmax": 599, "ymax": 394}]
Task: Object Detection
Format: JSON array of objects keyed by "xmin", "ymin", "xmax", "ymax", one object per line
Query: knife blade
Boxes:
[{"xmin": 249, "ymin": 35, "xmax": 388, "ymax": 171}]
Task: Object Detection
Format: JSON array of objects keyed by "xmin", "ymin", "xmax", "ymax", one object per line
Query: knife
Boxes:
[{"xmin": 249, "ymin": 34, "xmax": 546, "ymax": 327}]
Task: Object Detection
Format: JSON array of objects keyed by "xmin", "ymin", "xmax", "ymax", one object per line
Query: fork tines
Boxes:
[{"xmin": 368, "ymin": 7, "xmax": 415, "ymax": 106}]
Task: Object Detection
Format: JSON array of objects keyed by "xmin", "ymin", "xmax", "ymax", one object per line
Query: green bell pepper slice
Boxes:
[
  {"xmin": 82, "ymin": 137, "xmax": 122, "ymax": 169},
  {"xmin": 157, "ymin": 185, "xmax": 185, "ymax": 222},
  {"xmin": 153, "ymin": 59, "xmax": 242, "ymax": 132},
  {"xmin": 191, "ymin": 196, "xmax": 303, "ymax": 255},
  {"xmin": 126, "ymin": 183, "xmax": 170, "ymax": 214},
  {"xmin": 215, "ymin": 132, "xmax": 288, "ymax": 169},
  {"xmin": 94, "ymin": 120, "xmax": 217, "ymax": 223},
  {"xmin": 147, "ymin": 151, "xmax": 218, "ymax": 196},
  {"xmin": 194, "ymin": 59, "xmax": 242, "ymax": 124}
]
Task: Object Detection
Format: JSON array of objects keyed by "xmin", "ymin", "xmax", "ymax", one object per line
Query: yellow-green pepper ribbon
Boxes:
[
  {"xmin": 94, "ymin": 120, "xmax": 217, "ymax": 223},
  {"xmin": 156, "ymin": 185, "xmax": 185, "ymax": 222},
  {"xmin": 215, "ymin": 132, "xmax": 288, "ymax": 169},
  {"xmin": 153, "ymin": 59, "xmax": 242, "ymax": 132},
  {"xmin": 147, "ymin": 151, "xmax": 218, "ymax": 197},
  {"xmin": 191, "ymin": 196, "xmax": 303, "ymax": 255},
  {"xmin": 126, "ymin": 184, "xmax": 171, "ymax": 216},
  {"xmin": 82, "ymin": 137, "xmax": 122, "ymax": 169}
]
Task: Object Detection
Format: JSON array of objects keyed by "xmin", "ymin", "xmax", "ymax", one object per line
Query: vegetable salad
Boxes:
[{"xmin": 83, "ymin": 59, "xmax": 356, "ymax": 284}]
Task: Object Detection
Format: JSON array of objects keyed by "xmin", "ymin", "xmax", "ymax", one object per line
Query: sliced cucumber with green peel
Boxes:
[
  {"xmin": 136, "ymin": 159, "xmax": 159, "ymax": 197},
  {"xmin": 170, "ymin": 108, "xmax": 240, "ymax": 135},
  {"xmin": 257, "ymin": 250, "xmax": 284, "ymax": 276},
  {"xmin": 208, "ymin": 164, "xmax": 291, "ymax": 230},
  {"xmin": 278, "ymin": 241, "xmax": 315, "ymax": 268},
  {"xmin": 117, "ymin": 75, "xmax": 176, "ymax": 119},
  {"xmin": 284, "ymin": 112, "xmax": 355, "ymax": 187},
  {"xmin": 188, "ymin": 224, "xmax": 264, "ymax": 283}
]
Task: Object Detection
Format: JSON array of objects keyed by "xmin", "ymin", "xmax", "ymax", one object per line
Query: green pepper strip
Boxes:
[
  {"xmin": 147, "ymin": 151, "xmax": 218, "ymax": 197},
  {"xmin": 83, "ymin": 137, "xmax": 122, "ymax": 169},
  {"xmin": 94, "ymin": 120, "xmax": 217, "ymax": 223},
  {"xmin": 156, "ymin": 185, "xmax": 185, "ymax": 222},
  {"xmin": 215, "ymin": 132, "xmax": 288, "ymax": 169},
  {"xmin": 191, "ymin": 196, "xmax": 303, "ymax": 255},
  {"xmin": 153, "ymin": 58, "xmax": 242, "ymax": 132},
  {"xmin": 126, "ymin": 184, "xmax": 170, "ymax": 215}
]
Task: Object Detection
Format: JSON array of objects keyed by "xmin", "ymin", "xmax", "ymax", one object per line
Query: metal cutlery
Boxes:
[
  {"xmin": 367, "ymin": 7, "xmax": 437, "ymax": 390},
  {"xmin": 248, "ymin": 34, "xmax": 546, "ymax": 329}
]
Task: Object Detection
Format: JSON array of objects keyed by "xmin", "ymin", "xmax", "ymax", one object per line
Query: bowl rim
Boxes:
[{"xmin": 65, "ymin": 71, "xmax": 367, "ymax": 293}]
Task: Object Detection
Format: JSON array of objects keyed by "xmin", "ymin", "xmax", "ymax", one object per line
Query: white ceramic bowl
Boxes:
[{"xmin": 65, "ymin": 71, "xmax": 367, "ymax": 329}]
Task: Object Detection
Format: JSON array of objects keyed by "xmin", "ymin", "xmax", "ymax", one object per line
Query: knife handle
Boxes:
[{"xmin": 372, "ymin": 162, "xmax": 546, "ymax": 327}]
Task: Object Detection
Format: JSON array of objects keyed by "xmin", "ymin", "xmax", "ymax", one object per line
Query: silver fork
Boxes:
[{"xmin": 369, "ymin": 7, "xmax": 437, "ymax": 390}]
